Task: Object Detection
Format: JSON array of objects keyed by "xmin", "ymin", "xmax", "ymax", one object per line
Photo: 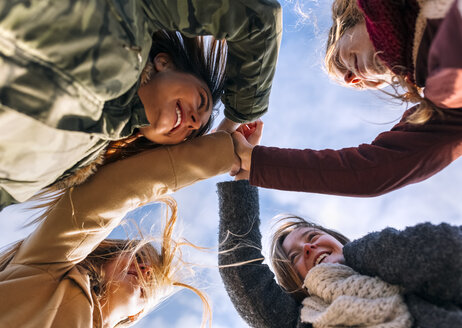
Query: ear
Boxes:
[{"xmin": 153, "ymin": 53, "xmax": 175, "ymax": 72}]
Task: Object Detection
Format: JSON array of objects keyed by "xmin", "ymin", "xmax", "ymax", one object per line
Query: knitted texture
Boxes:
[
  {"xmin": 300, "ymin": 263, "xmax": 412, "ymax": 328},
  {"xmin": 357, "ymin": 0, "xmax": 420, "ymax": 82},
  {"xmin": 358, "ymin": 0, "xmax": 454, "ymax": 83},
  {"xmin": 344, "ymin": 223, "xmax": 462, "ymax": 328},
  {"xmin": 217, "ymin": 180, "xmax": 309, "ymax": 328}
]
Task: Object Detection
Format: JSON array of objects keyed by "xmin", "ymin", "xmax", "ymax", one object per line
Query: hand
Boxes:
[
  {"xmin": 236, "ymin": 120, "xmax": 263, "ymax": 145},
  {"xmin": 216, "ymin": 117, "xmax": 240, "ymax": 133},
  {"xmin": 234, "ymin": 169, "xmax": 250, "ymax": 181},
  {"xmin": 229, "ymin": 153, "xmax": 241, "ymax": 177},
  {"xmin": 232, "ymin": 120, "xmax": 263, "ymax": 172}
]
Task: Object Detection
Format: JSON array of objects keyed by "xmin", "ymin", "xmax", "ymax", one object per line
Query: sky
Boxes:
[{"xmin": 1, "ymin": 1, "xmax": 462, "ymax": 327}]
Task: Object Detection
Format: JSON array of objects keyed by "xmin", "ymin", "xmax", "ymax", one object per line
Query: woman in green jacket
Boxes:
[
  {"xmin": 0, "ymin": 131, "xmax": 235, "ymax": 327},
  {"xmin": 0, "ymin": 0, "xmax": 282, "ymax": 209}
]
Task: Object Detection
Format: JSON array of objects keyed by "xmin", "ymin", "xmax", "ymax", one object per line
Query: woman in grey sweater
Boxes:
[{"xmin": 217, "ymin": 180, "xmax": 462, "ymax": 328}]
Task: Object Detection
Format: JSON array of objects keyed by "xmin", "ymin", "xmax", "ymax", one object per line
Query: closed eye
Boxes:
[
  {"xmin": 289, "ymin": 252, "xmax": 298, "ymax": 264},
  {"xmin": 199, "ymin": 92, "xmax": 205, "ymax": 110},
  {"xmin": 307, "ymin": 231, "xmax": 319, "ymax": 242}
]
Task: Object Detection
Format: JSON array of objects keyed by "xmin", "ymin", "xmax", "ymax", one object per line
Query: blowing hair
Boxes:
[
  {"xmin": 32, "ymin": 30, "xmax": 227, "ymax": 200},
  {"xmin": 104, "ymin": 30, "xmax": 227, "ymax": 165},
  {"xmin": 324, "ymin": 0, "xmax": 440, "ymax": 125},
  {"xmin": 269, "ymin": 215, "xmax": 350, "ymax": 302},
  {"xmin": 0, "ymin": 197, "xmax": 212, "ymax": 327}
]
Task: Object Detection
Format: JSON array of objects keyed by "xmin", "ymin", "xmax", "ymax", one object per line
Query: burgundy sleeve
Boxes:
[{"xmin": 249, "ymin": 107, "xmax": 462, "ymax": 196}]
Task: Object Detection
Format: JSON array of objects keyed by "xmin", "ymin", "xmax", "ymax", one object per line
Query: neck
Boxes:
[{"xmin": 100, "ymin": 296, "xmax": 121, "ymax": 328}]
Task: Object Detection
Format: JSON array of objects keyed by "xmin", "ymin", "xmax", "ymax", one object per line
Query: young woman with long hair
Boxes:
[
  {"xmin": 0, "ymin": 0, "xmax": 282, "ymax": 210},
  {"xmin": 0, "ymin": 30, "xmax": 227, "ymax": 210},
  {"xmin": 0, "ymin": 131, "xmax": 235, "ymax": 327},
  {"xmin": 217, "ymin": 180, "xmax": 462, "ymax": 328},
  {"xmin": 232, "ymin": 0, "xmax": 462, "ymax": 198}
]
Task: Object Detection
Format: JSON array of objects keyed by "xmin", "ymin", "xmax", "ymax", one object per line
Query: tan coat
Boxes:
[{"xmin": 0, "ymin": 132, "xmax": 234, "ymax": 328}]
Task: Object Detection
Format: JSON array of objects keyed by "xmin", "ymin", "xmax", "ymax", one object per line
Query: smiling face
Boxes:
[
  {"xmin": 282, "ymin": 227, "xmax": 345, "ymax": 279},
  {"xmin": 101, "ymin": 254, "xmax": 152, "ymax": 326},
  {"xmin": 336, "ymin": 23, "xmax": 392, "ymax": 88},
  {"xmin": 138, "ymin": 53, "xmax": 213, "ymax": 145}
]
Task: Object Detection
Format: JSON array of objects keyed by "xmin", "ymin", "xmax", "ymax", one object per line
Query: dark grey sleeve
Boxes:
[
  {"xmin": 217, "ymin": 180, "xmax": 310, "ymax": 328},
  {"xmin": 343, "ymin": 222, "xmax": 462, "ymax": 306}
]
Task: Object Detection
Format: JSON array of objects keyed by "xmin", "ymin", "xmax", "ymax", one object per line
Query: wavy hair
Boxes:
[
  {"xmin": 269, "ymin": 215, "xmax": 350, "ymax": 302},
  {"xmin": 324, "ymin": 0, "xmax": 440, "ymax": 125},
  {"xmin": 0, "ymin": 197, "xmax": 211, "ymax": 327}
]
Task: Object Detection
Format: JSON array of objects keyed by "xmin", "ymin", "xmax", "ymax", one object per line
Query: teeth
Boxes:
[
  {"xmin": 315, "ymin": 253, "xmax": 328, "ymax": 266},
  {"xmin": 173, "ymin": 106, "xmax": 182, "ymax": 129}
]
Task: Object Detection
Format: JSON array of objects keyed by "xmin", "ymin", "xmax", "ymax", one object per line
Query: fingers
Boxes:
[
  {"xmin": 235, "ymin": 120, "xmax": 264, "ymax": 145},
  {"xmin": 234, "ymin": 169, "xmax": 250, "ymax": 181},
  {"xmin": 231, "ymin": 131, "xmax": 253, "ymax": 171},
  {"xmin": 229, "ymin": 154, "xmax": 241, "ymax": 177},
  {"xmin": 247, "ymin": 119, "xmax": 263, "ymax": 146}
]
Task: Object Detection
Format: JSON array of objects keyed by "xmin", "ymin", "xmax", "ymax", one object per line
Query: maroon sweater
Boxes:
[
  {"xmin": 249, "ymin": 1, "xmax": 462, "ymax": 196},
  {"xmin": 250, "ymin": 106, "xmax": 462, "ymax": 196}
]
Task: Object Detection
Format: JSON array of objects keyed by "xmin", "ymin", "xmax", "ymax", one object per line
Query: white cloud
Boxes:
[{"xmin": 1, "ymin": 2, "xmax": 461, "ymax": 328}]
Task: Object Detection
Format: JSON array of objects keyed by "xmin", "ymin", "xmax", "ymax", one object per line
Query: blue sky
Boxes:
[{"xmin": 1, "ymin": 1, "xmax": 462, "ymax": 327}]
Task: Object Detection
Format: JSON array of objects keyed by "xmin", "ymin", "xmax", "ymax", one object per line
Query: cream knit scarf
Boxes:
[{"xmin": 300, "ymin": 263, "xmax": 413, "ymax": 328}]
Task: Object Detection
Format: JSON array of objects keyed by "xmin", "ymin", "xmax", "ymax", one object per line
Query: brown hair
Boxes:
[
  {"xmin": 269, "ymin": 215, "xmax": 350, "ymax": 302},
  {"xmin": 103, "ymin": 30, "xmax": 227, "ymax": 165},
  {"xmin": 0, "ymin": 197, "xmax": 211, "ymax": 327},
  {"xmin": 43, "ymin": 30, "xmax": 227, "ymax": 194},
  {"xmin": 324, "ymin": 0, "xmax": 440, "ymax": 125}
]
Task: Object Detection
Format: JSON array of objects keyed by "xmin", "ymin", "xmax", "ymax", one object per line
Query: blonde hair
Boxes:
[
  {"xmin": 0, "ymin": 197, "xmax": 211, "ymax": 327},
  {"xmin": 325, "ymin": 0, "xmax": 365, "ymax": 87},
  {"xmin": 324, "ymin": 0, "xmax": 441, "ymax": 125},
  {"xmin": 269, "ymin": 215, "xmax": 349, "ymax": 302}
]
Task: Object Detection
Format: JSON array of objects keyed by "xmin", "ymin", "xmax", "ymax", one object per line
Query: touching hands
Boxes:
[
  {"xmin": 216, "ymin": 117, "xmax": 241, "ymax": 133},
  {"xmin": 231, "ymin": 120, "xmax": 264, "ymax": 180}
]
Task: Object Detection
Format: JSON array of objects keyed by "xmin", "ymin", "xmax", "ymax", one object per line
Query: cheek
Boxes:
[{"xmin": 295, "ymin": 259, "xmax": 308, "ymax": 279}]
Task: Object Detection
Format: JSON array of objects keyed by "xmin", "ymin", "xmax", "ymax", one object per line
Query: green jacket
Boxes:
[{"xmin": 0, "ymin": 0, "xmax": 282, "ymax": 208}]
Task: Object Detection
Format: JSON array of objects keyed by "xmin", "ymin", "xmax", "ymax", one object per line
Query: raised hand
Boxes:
[{"xmin": 231, "ymin": 120, "xmax": 263, "ymax": 179}]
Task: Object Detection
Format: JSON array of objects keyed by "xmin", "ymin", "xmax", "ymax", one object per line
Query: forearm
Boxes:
[
  {"xmin": 250, "ymin": 109, "xmax": 462, "ymax": 196},
  {"xmin": 344, "ymin": 223, "xmax": 462, "ymax": 305},
  {"xmin": 218, "ymin": 180, "xmax": 306, "ymax": 328},
  {"xmin": 15, "ymin": 132, "xmax": 234, "ymax": 265}
]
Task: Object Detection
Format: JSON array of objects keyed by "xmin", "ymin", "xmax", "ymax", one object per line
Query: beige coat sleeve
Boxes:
[{"xmin": 12, "ymin": 132, "xmax": 234, "ymax": 270}]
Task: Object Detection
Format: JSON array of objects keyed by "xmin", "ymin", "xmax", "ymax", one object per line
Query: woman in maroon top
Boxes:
[{"xmin": 234, "ymin": 0, "xmax": 462, "ymax": 197}]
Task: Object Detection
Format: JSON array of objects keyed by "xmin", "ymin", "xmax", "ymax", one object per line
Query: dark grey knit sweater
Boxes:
[{"xmin": 217, "ymin": 180, "xmax": 462, "ymax": 328}]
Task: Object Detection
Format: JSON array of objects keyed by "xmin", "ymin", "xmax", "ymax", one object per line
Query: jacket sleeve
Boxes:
[
  {"xmin": 150, "ymin": 0, "xmax": 282, "ymax": 123},
  {"xmin": 343, "ymin": 222, "xmax": 462, "ymax": 306},
  {"xmin": 12, "ymin": 132, "xmax": 234, "ymax": 270},
  {"xmin": 250, "ymin": 106, "xmax": 462, "ymax": 196},
  {"xmin": 217, "ymin": 180, "xmax": 310, "ymax": 328}
]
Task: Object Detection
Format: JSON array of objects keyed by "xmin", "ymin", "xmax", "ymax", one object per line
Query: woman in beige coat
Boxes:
[{"xmin": 0, "ymin": 131, "xmax": 234, "ymax": 328}]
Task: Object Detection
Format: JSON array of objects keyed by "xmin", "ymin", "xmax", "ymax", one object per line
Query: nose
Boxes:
[
  {"xmin": 302, "ymin": 243, "xmax": 317, "ymax": 258},
  {"xmin": 187, "ymin": 109, "xmax": 201, "ymax": 130},
  {"xmin": 344, "ymin": 71, "xmax": 361, "ymax": 84}
]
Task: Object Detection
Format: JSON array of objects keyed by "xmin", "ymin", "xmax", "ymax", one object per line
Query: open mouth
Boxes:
[
  {"xmin": 314, "ymin": 252, "xmax": 330, "ymax": 267},
  {"xmin": 170, "ymin": 101, "xmax": 183, "ymax": 133}
]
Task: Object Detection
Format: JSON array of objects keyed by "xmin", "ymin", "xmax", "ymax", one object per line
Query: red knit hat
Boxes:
[{"xmin": 357, "ymin": 0, "xmax": 420, "ymax": 83}]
